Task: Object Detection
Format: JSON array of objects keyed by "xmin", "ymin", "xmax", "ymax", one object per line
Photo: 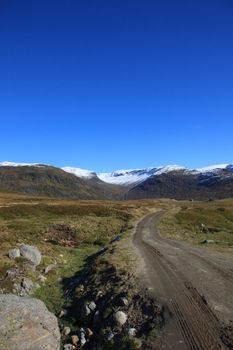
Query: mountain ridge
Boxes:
[
  {"xmin": 1, "ymin": 161, "xmax": 232, "ymax": 186},
  {"xmin": 0, "ymin": 161, "xmax": 232, "ymax": 200}
]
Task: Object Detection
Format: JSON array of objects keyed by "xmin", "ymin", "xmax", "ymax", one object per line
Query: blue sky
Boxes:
[{"xmin": 0, "ymin": 0, "xmax": 232, "ymax": 171}]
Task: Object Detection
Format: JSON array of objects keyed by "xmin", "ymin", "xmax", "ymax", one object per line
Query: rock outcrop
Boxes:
[{"xmin": 0, "ymin": 294, "xmax": 60, "ymax": 350}]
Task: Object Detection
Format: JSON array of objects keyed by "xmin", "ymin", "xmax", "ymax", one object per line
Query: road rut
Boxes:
[{"xmin": 133, "ymin": 211, "xmax": 233, "ymax": 349}]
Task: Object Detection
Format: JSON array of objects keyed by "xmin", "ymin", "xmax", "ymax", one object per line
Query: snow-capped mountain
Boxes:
[
  {"xmin": 0, "ymin": 161, "xmax": 233, "ymax": 200},
  {"xmin": 98, "ymin": 165, "xmax": 186, "ymax": 186},
  {"xmin": 62, "ymin": 164, "xmax": 233, "ymax": 186},
  {"xmin": 62, "ymin": 166, "xmax": 97, "ymax": 179},
  {"xmin": 195, "ymin": 164, "xmax": 231, "ymax": 173},
  {"xmin": 1, "ymin": 161, "xmax": 233, "ymax": 187}
]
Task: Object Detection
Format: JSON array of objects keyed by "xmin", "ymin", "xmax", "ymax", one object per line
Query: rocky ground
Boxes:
[
  {"xmin": 0, "ymin": 199, "xmax": 165, "ymax": 350},
  {"xmin": 58, "ymin": 248, "xmax": 164, "ymax": 350},
  {"xmin": 0, "ymin": 241, "xmax": 164, "ymax": 350}
]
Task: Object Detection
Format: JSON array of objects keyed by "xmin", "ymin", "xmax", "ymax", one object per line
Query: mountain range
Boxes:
[{"xmin": 0, "ymin": 161, "xmax": 233, "ymax": 200}]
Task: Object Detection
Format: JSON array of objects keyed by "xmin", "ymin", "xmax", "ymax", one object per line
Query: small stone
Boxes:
[
  {"xmin": 6, "ymin": 268, "xmax": 18, "ymax": 279},
  {"xmin": 19, "ymin": 244, "xmax": 41, "ymax": 266},
  {"xmin": 71, "ymin": 335, "xmax": 79, "ymax": 346},
  {"xmin": 107, "ymin": 332, "xmax": 114, "ymax": 341},
  {"xmin": 93, "ymin": 310, "xmax": 100, "ymax": 325},
  {"xmin": 88, "ymin": 301, "xmax": 96, "ymax": 312},
  {"xmin": 38, "ymin": 274, "xmax": 47, "ymax": 283},
  {"xmin": 63, "ymin": 344, "xmax": 74, "ymax": 350},
  {"xmin": 59, "ymin": 309, "xmax": 69, "ymax": 317},
  {"xmin": 80, "ymin": 327, "xmax": 85, "ymax": 335},
  {"xmin": 128, "ymin": 328, "xmax": 136, "ymax": 336},
  {"xmin": 86, "ymin": 328, "xmax": 93, "ymax": 337},
  {"xmin": 21, "ymin": 277, "xmax": 38, "ymax": 294},
  {"xmin": 44, "ymin": 264, "xmax": 56, "ymax": 274},
  {"xmin": 121, "ymin": 297, "xmax": 129, "ymax": 306},
  {"xmin": 63, "ymin": 326, "xmax": 71, "ymax": 336},
  {"xmin": 113, "ymin": 311, "xmax": 127, "ymax": 326},
  {"xmin": 8, "ymin": 248, "xmax": 20, "ymax": 259},
  {"xmin": 80, "ymin": 333, "xmax": 86, "ymax": 346},
  {"xmin": 79, "ymin": 284, "xmax": 85, "ymax": 292},
  {"xmin": 96, "ymin": 290, "xmax": 103, "ymax": 298},
  {"xmin": 81, "ymin": 304, "xmax": 91, "ymax": 317}
]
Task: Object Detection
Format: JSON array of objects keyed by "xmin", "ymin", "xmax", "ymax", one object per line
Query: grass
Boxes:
[
  {"xmin": 0, "ymin": 193, "xmax": 164, "ymax": 315},
  {"xmin": 159, "ymin": 199, "xmax": 233, "ymax": 251},
  {"xmin": 2, "ymin": 193, "xmax": 233, "ymax": 349},
  {"xmin": 2, "ymin": 192, "xmax": 232, "ymax": 319}
]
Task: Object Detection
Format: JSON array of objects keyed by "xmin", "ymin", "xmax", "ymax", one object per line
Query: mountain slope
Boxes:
[
  {"xmin": 0, "ymin": 162, "xmax": 232, "ymax": 200},
  {"xmin": 0, "ymin": 165, "xmax": 125, "ymax": 200},
  {"xmin": 126, "ymin": 168, "xmax": 233, "ymax": 200},
  {"xmin": 98, "ymin": 165, "xmax": 186, "ymax": 187}
]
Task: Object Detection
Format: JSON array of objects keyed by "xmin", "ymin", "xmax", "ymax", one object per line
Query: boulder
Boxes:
[
  {"xmin": 20, "ymin": 244, "xmax": 41, "ymax": 266},
  {"xmin": 0, "ymin": 294, "xmax": 60, "ymax": 350},
  {"xmin": 113, "ymin": 310, "xmax": 127, "ymax": 326},
  {"xmin": 8, "ymin": 248, "xmax": 20, "ymax": 259}
]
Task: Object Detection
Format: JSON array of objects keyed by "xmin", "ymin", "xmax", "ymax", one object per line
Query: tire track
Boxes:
[{"xmin": 133, "ymin": 212, "xmax": 231, "ymax": 349}]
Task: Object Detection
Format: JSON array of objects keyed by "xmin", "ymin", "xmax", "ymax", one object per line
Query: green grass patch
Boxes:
[{"xmin": 160, "ymin": 200, "xmax": 233, "ymax": 248}]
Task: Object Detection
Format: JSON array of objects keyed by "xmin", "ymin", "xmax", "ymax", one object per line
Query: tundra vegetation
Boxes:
[{"xmin": 0, "ymin": 192, "xmax": 232, "ymax": 349}]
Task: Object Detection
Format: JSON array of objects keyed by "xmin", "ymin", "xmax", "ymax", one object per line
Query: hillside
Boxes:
[
  {"xmin": 0, "ymin": 165, "xmax": 125, "ymax": 200},
  {"xmin": 126, "ymin": 169, "xmax": 233, "ymax": 200},
  {"xmin": 0, "ymin": 162, "xmax": 233, "ymax": 200}
]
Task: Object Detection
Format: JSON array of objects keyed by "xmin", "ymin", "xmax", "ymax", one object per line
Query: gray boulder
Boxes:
[
  {"xmin": 0, "ymin": 294, "xmax": 60, "ymax": 350},
  {"xmin": 8, "ymin": 248, "xmax": 20, "ymax": 259},
  {"xmin": 20, "ymin": 244, "xmax": 41, "ymax": 266}
]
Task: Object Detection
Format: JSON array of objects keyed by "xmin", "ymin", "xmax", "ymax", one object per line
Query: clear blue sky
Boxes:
[{"xmin": 0, "ymin": 0, "xmax": 232, "ymax": 171}]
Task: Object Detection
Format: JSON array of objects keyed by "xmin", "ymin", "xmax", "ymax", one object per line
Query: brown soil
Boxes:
[
  {"xmin": 133, "ymin": 212, "xmax": 233, "ymax": 350},
  {"xmin": 46, "ymin": 224, "xmax": 78, "ymax": 247}
]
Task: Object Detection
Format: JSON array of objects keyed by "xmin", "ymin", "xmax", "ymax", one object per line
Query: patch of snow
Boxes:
[
  {"xmin": 62, "ymin": 166, "xmax": 96, "ymax": 179},
  {"xmin": 0, "ymin": 161, "xmax": 43, "ymax": 167},
  {"xmin": 196, "ymin": 164, "xmax": 230, "ymax": 173}
]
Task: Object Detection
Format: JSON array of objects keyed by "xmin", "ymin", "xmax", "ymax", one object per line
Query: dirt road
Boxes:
[{"xmin": 133, "ymin": 211, "xmax": 233, "ymax": 350}]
